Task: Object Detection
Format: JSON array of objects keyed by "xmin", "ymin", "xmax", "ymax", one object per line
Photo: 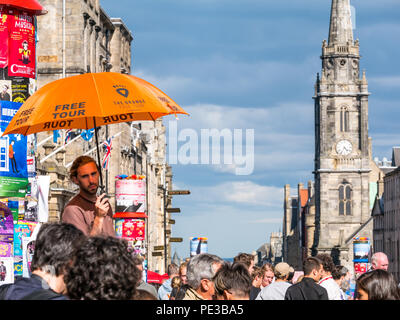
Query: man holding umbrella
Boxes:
[{"xmin": 62, "ymin": 156, "xmax": 115, "ymax": 237}]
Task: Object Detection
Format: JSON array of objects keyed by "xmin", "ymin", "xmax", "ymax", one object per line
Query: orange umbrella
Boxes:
[
  {"xmin": 2, "ymin": 72, "xmax": 188, "ymax": 189},
  {"xmin": 2, "ymin": 72, "xmax": 188, "ymax": 136}
]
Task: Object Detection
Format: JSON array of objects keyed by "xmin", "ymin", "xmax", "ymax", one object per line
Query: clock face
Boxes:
[{"xmin": 336, "ymin": 140, "xmax": 352, "ymax": 156}]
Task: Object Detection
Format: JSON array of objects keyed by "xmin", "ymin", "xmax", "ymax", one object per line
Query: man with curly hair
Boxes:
[
  {"xmin": 65, "ymin": 236, "xmax": 141, "ymax": 300},
  {"xmin": 0, "ymin": 223, "xmax": 86, "ymax": 300},
  {"xmin": 316, "ymin": 253, "xmax": 343, "ymax": 300}
]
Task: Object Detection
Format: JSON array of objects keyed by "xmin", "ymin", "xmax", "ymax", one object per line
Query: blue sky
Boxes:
[{"xmin": 102, "ymin": 0, "xmax": 400, "ymax": 259}]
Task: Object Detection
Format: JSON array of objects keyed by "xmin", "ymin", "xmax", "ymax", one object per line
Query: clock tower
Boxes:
[{"xmin": 313, "ymin": 0, "xmax": 372, "ymax": 266}]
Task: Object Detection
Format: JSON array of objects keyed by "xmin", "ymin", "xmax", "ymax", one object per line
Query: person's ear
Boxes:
[
  {"xmin": 223, "ymin": 290, "xmax": 231, "ymax": 300},
  {"xmin": 200, "ymin": 279, "xmax": 210, "ymax": 291},
  {"xmin": 71, "ymin": 176, "xmax": 78, "ymax": 184}
]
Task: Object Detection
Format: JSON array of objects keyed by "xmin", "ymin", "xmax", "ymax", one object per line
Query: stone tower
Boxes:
[{"xmin": 313, "ymin": 0, "xmax": 372, "ymax": 266}]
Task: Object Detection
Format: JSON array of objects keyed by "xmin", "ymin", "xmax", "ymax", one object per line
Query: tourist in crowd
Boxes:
[
  {"xmin": 249, "ymin": 266, "xmax": 263, "ymax": 300},
  {"xmin": 65, "ymin": 236, "xmax": 141, "ymax": 300},
  {"xmin": 355, "ymin": 269, "xmax": 400, "ymax": 300},
  {"xmin": 158, "ymin": 263, "xmax": 179, "ymax": 300},
  {"xmin": 0, "ymin": 223, "xmax": 86, "ymax": 300},
  {"xmin": 370, "ymin": 252, "xmax": 389, "ymax": 271},
  {"xmin": 285, "ymin": 257, "xmax": 328, "ymax": 300},
  {"xmin": 183, "ymin": 253, "xmax": 224, "ymax": 300},
  {"xmin": 256, "ymin": 262, "xmax": 292, "ymax": 300},
  {"xmin": 260, "ymin": 263, "xmax": 275, "ymax": 289},
  {"xmin": 233, "ymin": 252, "xmax": 255, "ymax": 275},
  {"xmin": 316, "ymin": 253, "xmax": 343, "ymax": 300},
  {"xmin": 169, "ymin": 276, "xmax": 182, "ymax": 300},
  {"xmin": 332, "ymin": 265, "xmax": 349, "ymax": 300},
  {"xmin": 213, "ymin": 262, "xmax": 252, "ymax": 300},
  {"xmin": 132, "ymin": 254, "xmax": 158, "ymax": 299}
]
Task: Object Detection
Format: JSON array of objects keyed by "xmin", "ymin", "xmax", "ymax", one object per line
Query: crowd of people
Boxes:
[
  {"xmin": 0, "ymin": 156, "xmax": 398, "ymax": 300},
  {"xmin": 0, "ymin": 221, "xmax": 399, "ymax": 300}
]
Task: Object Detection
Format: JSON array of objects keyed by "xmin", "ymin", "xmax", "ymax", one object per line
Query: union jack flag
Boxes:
[
  {"xmin": 64, "ymin": 129, "xmax": 73, "ymax": 144},
  {"xmin": 102, "ymin": 137, "xmax": 112, "ymax": 170}
]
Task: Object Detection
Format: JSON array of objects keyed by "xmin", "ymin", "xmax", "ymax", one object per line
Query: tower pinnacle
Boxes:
[{"xmin": 328, "ymin": 0, "xmax": 354, "ymax": 45}]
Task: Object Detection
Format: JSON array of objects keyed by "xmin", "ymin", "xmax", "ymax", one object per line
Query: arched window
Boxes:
[
  {"xmin": 339, "ymin": 183, "xmax": 352, "ymax": 215},
  {"xmin": 340, "ymin": 107, "xmax": 349, "ymax": 132}
]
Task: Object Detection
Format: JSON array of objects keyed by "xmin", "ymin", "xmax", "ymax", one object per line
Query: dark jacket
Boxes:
[
  {"xmin": 250, "ymin": 286, "xmax": 261, "ymax": 300},
  {"xmin": 284, "ymin": 277, "xmax": 328, "ymax": 300},
  {"xmin": 0, "ymin": 274, "xmax": 67, "ymax": 300}
]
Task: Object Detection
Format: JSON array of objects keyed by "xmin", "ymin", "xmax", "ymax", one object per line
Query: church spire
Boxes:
[{"xmin": 328, "ymin": 0, "xmax": 354, "ymax": 45}]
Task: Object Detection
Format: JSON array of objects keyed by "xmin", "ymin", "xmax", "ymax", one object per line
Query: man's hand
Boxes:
[{"xmin": 94, "ymin": 193, "xmax": 110, "ymax": 218}]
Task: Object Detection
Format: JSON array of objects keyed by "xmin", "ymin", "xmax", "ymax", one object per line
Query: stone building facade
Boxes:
[{"xmin": 34, "ymin": 0, "xmax": 175, "ymax": 273}]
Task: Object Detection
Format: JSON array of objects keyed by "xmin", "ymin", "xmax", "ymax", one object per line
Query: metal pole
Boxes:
[
  {"xmin": 62, "ymin": 0, "xmax": 66, "ymax": 78},
  {"xmin": 164, "ymin": 185, "xmax": 167, "ymax": 272},
  {"xmin": 93, "ymin": 117, "xmax": 104, "ymax": 193}
]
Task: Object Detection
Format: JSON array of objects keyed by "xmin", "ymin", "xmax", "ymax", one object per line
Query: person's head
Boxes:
[
  {"xmin": 251, "ymin": 266, "xmax": 263, "ymax": 288},
  {"xmin": 303, "ymin": 257, "xmax": 323, "ymax": 282},
  {"xmin": 2, "ymin": 84, "xmax": 8, "ymax": 92},
  {"xmin": 134, "ymin": 289, "xmax": 157, "ymax": 300},
  {"xmin": 233, "ymin": 253, "xmax": 255, "ymax": 274},
  {"xmin": 179, "ymin": 262, "xmax": 188, "ymax": 284},
  {"xmin": 371, "ymin": 252, "xmax": 389, "ymax": 271},
  {"xmin": 131, "ymin": 254, "xmax": 144, "ymax": 282},
  {"xmin": 30, "ymin": 223, "xmax": 86, "ymax": 294},
  {"xmin": 261, "ymin": 263, "xmax": 275, "ymax": 287},
  {"xmin": 356, "ymin": 269, "xmax": 400, "ymax": 300},
  {"xmin": 287, "ymin": 266, "xmax": 295, "ymax": 283},
  {"xmin": 316, "ymin": 253, "xmax": 335, "ymax": 278},
  {"xmin": 22, "ymin": 40, "xmax": 28, "ymax": 50},
  {"xmin": 171, "ymin": 276, "xmax": 182, "ymax": 289},
  {"xmin": 167, "ymin": 263, "xmax": 179, "ymax": 279},
  {"xmin": 66, "ymin": 236, "xmax": 141, "ymax": 300},
  {"xmin": 332, "ymin": 265, "xmax": 349, "ymax": 286},
  {"xmin": 212, "ymin": 262, "xmax": 252, "ymax": 300},
  {"xmin": 186, "ymin": 253, "xmax": 224, "ymax": 300},
  {"xmin": 274, "ymin": 262, "xmax": 291, "ymax": 281},
  {"xmin": 69, "ymin": 156, "xmax": 100, "ymax": 196}
]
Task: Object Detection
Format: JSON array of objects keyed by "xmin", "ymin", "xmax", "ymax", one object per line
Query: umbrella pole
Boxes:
[{"xmin": 93, "ymin": 117, "xmax": 105, "ymax": 194}]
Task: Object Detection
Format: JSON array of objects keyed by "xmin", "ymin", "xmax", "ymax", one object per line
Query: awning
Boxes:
[{"xmin": 0, "ymin": 0, "xmax": 47, "ymax": 15}]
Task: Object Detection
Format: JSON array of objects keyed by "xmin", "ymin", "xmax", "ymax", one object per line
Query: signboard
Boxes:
[
  {"xmin": 166, "ymin": 208, "xmax": 180, "ymax": 213},
  {"xmin": 0, "ymin": 101, "xmax": 27, "ymax": 179},
  {"xmin": 115, "ymin": 179, "xmax": 146, "ymax": 213},
  {"xmin": 169, "ymin": 237, "xmax": 183, "ymax": 243},
  {"xmin": 8, "ymin": 11, "xmax": 36, "ymax": 78},
  {"xmin": 0, "ymin": 8, "xmax": 9, "ymax": 69},
  {"xmin": 190, "ymin": 237, "xmax": 208, "ymax": 257},
  {"xmin": 168, "ymin": 190, "xmax": 190, "ymax": 195}
]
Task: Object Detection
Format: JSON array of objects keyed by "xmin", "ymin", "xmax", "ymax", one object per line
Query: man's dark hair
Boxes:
[
  {"xmin": 332, "ymin": 265, "xmax": 348, "ymax": 280},
  {"xmin": 303, "ymin": 257, "xmax": 322, "ymax": 276},
  {"xmin": 212, "ymin": 262, "xmax": 252, "ymax": 298},
  {"xmin": 69, "ymin": 155, "xmax": 99, "ymax": 179},
  {"xmin": 30, "ymin": 223, "xmax": 86, "ymax": 277},
  {"xmin": 167, "ymin": 263, "xmax": 179, "ymax": 277},
  {"xmin": 316, "ymin": 253, "xmax": 335, "ymax": 273},
  {"xmin": 132, "ymin": 254, "xmax": 144, "ymax": 266},
  {"xmin": 251, "ymin": 266, "xmax": 263, "ymax": 281},
  {"xmin": 233, "ymin": 253, "xmax": 254, "ymax": 269},
  {"xmin": 65, "ymin": 237, "xmax": 141, "ymax": 300}
]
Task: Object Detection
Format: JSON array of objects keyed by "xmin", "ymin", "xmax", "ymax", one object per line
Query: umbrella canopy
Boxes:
[
  {"xmin": 0, "ymin": 0, "xmax": 47, "ymax": 15},
  {"xmin": 2, "ymin": 72, "xmax": 188, "ymax": 136}
]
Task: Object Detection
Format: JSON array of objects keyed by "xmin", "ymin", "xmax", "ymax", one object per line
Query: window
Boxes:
[
  {"xmin": 340, "ymin": 107, "xmax": 349, "ymax": 132},
  {"xmin": 339, "ymin": 183, "xmax": 352, "ymax": 215}
]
